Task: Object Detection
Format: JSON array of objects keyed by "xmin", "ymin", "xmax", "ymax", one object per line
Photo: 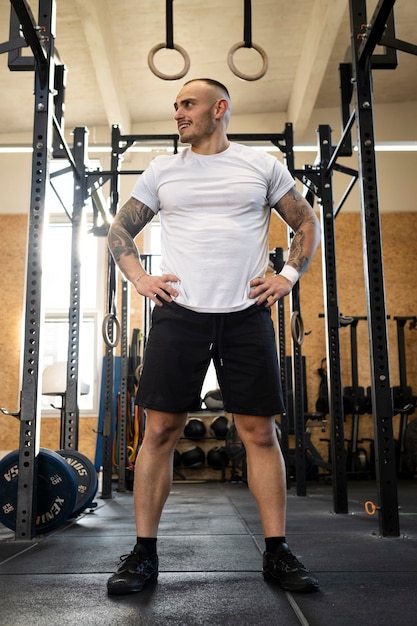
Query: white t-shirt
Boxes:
[{"xmin": 131, "ymin": 142, "xmax": 294, "ymax": 313}]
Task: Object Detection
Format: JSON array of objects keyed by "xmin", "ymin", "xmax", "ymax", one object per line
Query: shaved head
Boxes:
[
  {"xmin": 184, "ymin": 78, "xmax": 230, "ymax": 100},
  {"xmin": 182, "ymin": 78, "xmax": 232, "ymax": 122}
]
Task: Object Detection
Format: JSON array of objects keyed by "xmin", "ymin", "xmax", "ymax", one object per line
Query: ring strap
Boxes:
[
  {"xmin": 243, "ymin": 0, "xmax": 252, "ymax": 48},
  {"xmin": 148, "ymin": 0, "xmax": 190, "ymax": 80},
  {"xmin": 228, "ymin": 0, "xmax": 268, "ymax": 81}
]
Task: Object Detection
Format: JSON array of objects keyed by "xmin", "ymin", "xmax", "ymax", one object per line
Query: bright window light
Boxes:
[
  {"xmin": 1, "ymin": 142, "xmax": 417, "ymax": 154},
  {"xmin": 41, "ymin": 161, "xmax": 105, "ymax": 416}
]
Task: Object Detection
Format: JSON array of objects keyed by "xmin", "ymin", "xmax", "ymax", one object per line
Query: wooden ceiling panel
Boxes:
[{"xmin": 0, "ymin": 0, "xmax": 415, "ymax": 142}]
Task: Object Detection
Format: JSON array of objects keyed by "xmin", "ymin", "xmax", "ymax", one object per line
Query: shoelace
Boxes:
[
  {"xmin": 278, "ymin": 551, "xmax": 306, "ymax": 571},
  {"xmin": 118, "ymin": 551, "xmax": 143, "ymax": 565}
]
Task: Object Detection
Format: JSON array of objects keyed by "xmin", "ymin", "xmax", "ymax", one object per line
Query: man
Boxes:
[{"xmin": 107, "ymin": 78, "xmax": 321, "ymax": 595}]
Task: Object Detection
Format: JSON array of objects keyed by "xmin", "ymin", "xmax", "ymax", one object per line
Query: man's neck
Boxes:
[{"xmin": 191, "ymin": 135, "xmax": 230, "ymax": 155}]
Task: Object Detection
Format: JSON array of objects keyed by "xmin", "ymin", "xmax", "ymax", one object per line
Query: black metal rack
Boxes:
[
  {"xmin": 1, "ymin": 0, "xmax": 416, "ymax": 538},
  {"xmin": 4, "ymin": 0, "xmax": 60, "ymax": 540}
]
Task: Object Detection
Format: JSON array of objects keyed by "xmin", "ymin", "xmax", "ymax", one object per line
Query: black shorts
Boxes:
[{"xmin": 136, "ymin": 300, "xmax": 285, "ymax": 416}]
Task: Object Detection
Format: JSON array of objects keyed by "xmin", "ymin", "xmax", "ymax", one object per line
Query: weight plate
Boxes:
[
  {"xmin": 56, "ymin": 450, "xmax": 98, "ymax": 517},
  {"xmin": 0, "ymin": 448, "xmax": 78, "ymax": 534}
]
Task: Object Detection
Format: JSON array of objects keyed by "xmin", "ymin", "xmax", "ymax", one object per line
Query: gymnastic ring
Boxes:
[
  {"xmin": 290, "ymin": 311, "xmax": 305, "ymax": 346},
  {"xmin": 102, "ymin": 313, "xmax": 121, "ymax": 349},
  {"xmin": 147, "ymin": 42, "xmax": 191, "ymax": 81},
  {"xmin": 227, "ymin": 41, "xmax": 268, "ymax": 81}
]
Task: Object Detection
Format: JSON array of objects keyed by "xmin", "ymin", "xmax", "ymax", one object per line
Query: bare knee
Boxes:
[
  {"xmin": 143, "ymin": 410, "xmax": 187, "ymax": 449},
  {"xmin": 234, "ymin": 415, "xmax": 279, "ymax": 449}
]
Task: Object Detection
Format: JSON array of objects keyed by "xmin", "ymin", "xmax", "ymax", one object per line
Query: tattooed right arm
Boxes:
[
  {"xmin": 108, "ymin": 196, "xmax": 180, "ymax": 304},
  {"xmin": 108, "ymin": 197, "xmax": 155, "ymax": 280}
]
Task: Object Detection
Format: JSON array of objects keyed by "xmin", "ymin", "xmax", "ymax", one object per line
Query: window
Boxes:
[{"xmin": 41, "ymin": 162, "xmax": 105, "ymax": 416}]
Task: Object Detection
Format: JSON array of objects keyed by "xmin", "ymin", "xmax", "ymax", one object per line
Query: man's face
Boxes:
[{"xmin": 173, "ymin": 82, "xmax": 219, "ymax": 146}]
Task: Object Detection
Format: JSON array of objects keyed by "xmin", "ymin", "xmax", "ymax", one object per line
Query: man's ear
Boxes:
[{"xmin": 214, "ymin": 98, "xmax": 229, "ymax": 119}]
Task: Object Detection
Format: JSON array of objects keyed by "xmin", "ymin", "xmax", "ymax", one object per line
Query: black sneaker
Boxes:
[
  {"xmin": 263, "ymin": 543, "xmax": 319, "ymax": 593},
  {"xmin": 107, "ymin": 544, "xmax": 159, "ymax": 595}
]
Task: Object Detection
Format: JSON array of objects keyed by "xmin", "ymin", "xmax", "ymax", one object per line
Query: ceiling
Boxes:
[{"xmin": 0, "ymin": 0, "xmax": 416, "ymax": 144}]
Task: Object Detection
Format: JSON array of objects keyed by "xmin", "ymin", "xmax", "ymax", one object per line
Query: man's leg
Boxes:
[
  {"xmin": 107, "ymin": 409, "xmax": 187, "ymax": 595},
  {"xmin": 233, "ymin": 414, "xmax": 286, "ymax": 536},
  {"xmin": 233, "ymin": 413, "xmax": 319, "ymax": 593},
  {"xmin": 134, "ymin": 409, "xmax": 188, "ymax": 536}
]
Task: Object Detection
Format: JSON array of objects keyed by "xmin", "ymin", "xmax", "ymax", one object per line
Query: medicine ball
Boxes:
[
  {"xmin": 184, "ymin": 417, "xmax": 206, "ymax": 440},
  {"xmin": 210, "ymin": 414, "xmax": 230, "ymax": 439},
  {"xmin": 203, "ymin": 388, "xmax": 223, "ymax": 411},
  {"xmin": 207, "ymin": 446, "xmax": 230, "ymax": 470},
  {"xmin": 181, "ymin": 446, "xmax": 205, "ymax": 468}
]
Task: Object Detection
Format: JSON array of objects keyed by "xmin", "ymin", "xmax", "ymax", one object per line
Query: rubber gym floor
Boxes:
[{"xmin": 0, "ymin": 479, "xmax": 416, "ymax": 626}]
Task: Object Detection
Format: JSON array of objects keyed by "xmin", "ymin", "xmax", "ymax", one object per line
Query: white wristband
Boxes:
[{"xmin": 279, "ymin": 264, "xmax": 299, "ymax": 287}]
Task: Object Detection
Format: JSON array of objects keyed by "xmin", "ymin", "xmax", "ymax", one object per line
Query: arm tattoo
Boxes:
[
  {"xmin": 288, "ymin": 229, "xmax": 310, "ymax": 274},
  {"xmin": 108, "ymin": 198, "xmax": 154, "ymax": 263},
  {"xmin": 275, "ymin": 186, "xmax": 320, "ymax": 275}
]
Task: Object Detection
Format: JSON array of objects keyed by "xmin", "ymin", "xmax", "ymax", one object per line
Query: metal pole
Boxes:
[
  {"xmin": 117, "ymin": 277, "xmax": 129, "ymax": 492},
  {"xmin": 282, "ymin": 124, "xmax": 307, "ymax": 495},
  {"xmin": 350, "ymin": 0, "xmax": 399, "ymax": 536},
  {"xmin": 15, "ymin": 0, "xmax": 56, "ymax": 540},
  {"xmin": 61, "ymin": 127, "xmax": 88, "ymax": 450},
  {"xmin": 318, "ymin": 125, "xmax": 348, "ymax": 513}
]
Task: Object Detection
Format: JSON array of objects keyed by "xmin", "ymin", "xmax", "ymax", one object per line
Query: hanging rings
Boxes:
[
  {"xmin": 228, "ymin": 0, "xmax": 268, "ymax": 81},
  {"xmin": 148, "ymin": 42, "xmax": 190, "ymax": 81},
  {"xmin": 227, "ymin": 41, "xmax": 268, "ymax": 82},
  {"xmin": 148, "ymin": 0, "xmax": 268, "ymax": 83},
  {"xmin": 148, "ymin": 0, "xmax": 190, "ymax": 81},
  {"xmin": 290, "ymin": 311, "xmax": 305, "ymax": 346},
  {"xmin": 102, "ymin": 290, "xmax": 120, "ymax": 349},
  {"xmin": 102, "ymin": 312, "xmax": 121, "ymax": 349}
]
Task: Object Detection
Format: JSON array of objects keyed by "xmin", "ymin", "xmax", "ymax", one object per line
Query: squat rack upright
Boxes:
[
  {"xmin": 298, "ymin": 0, "xmax": 417, "ymax": 536},
  {"xmin": 1, "ymin": 0, "xmax": 98, "ymax": 538}
]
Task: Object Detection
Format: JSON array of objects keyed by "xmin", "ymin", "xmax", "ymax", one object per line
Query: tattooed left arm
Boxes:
[
  {"xmin": 274, "ymin": 186, "xmax": 321, "ymax": 277},
  {"xmin": 249, "ymin": 186, "xmax": 321, "ymax": 307}
]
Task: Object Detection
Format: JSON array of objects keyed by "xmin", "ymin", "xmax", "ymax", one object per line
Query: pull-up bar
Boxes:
[{"xmin": 9, "ymin": 0, "xmax": 48, "ymax": 86}]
